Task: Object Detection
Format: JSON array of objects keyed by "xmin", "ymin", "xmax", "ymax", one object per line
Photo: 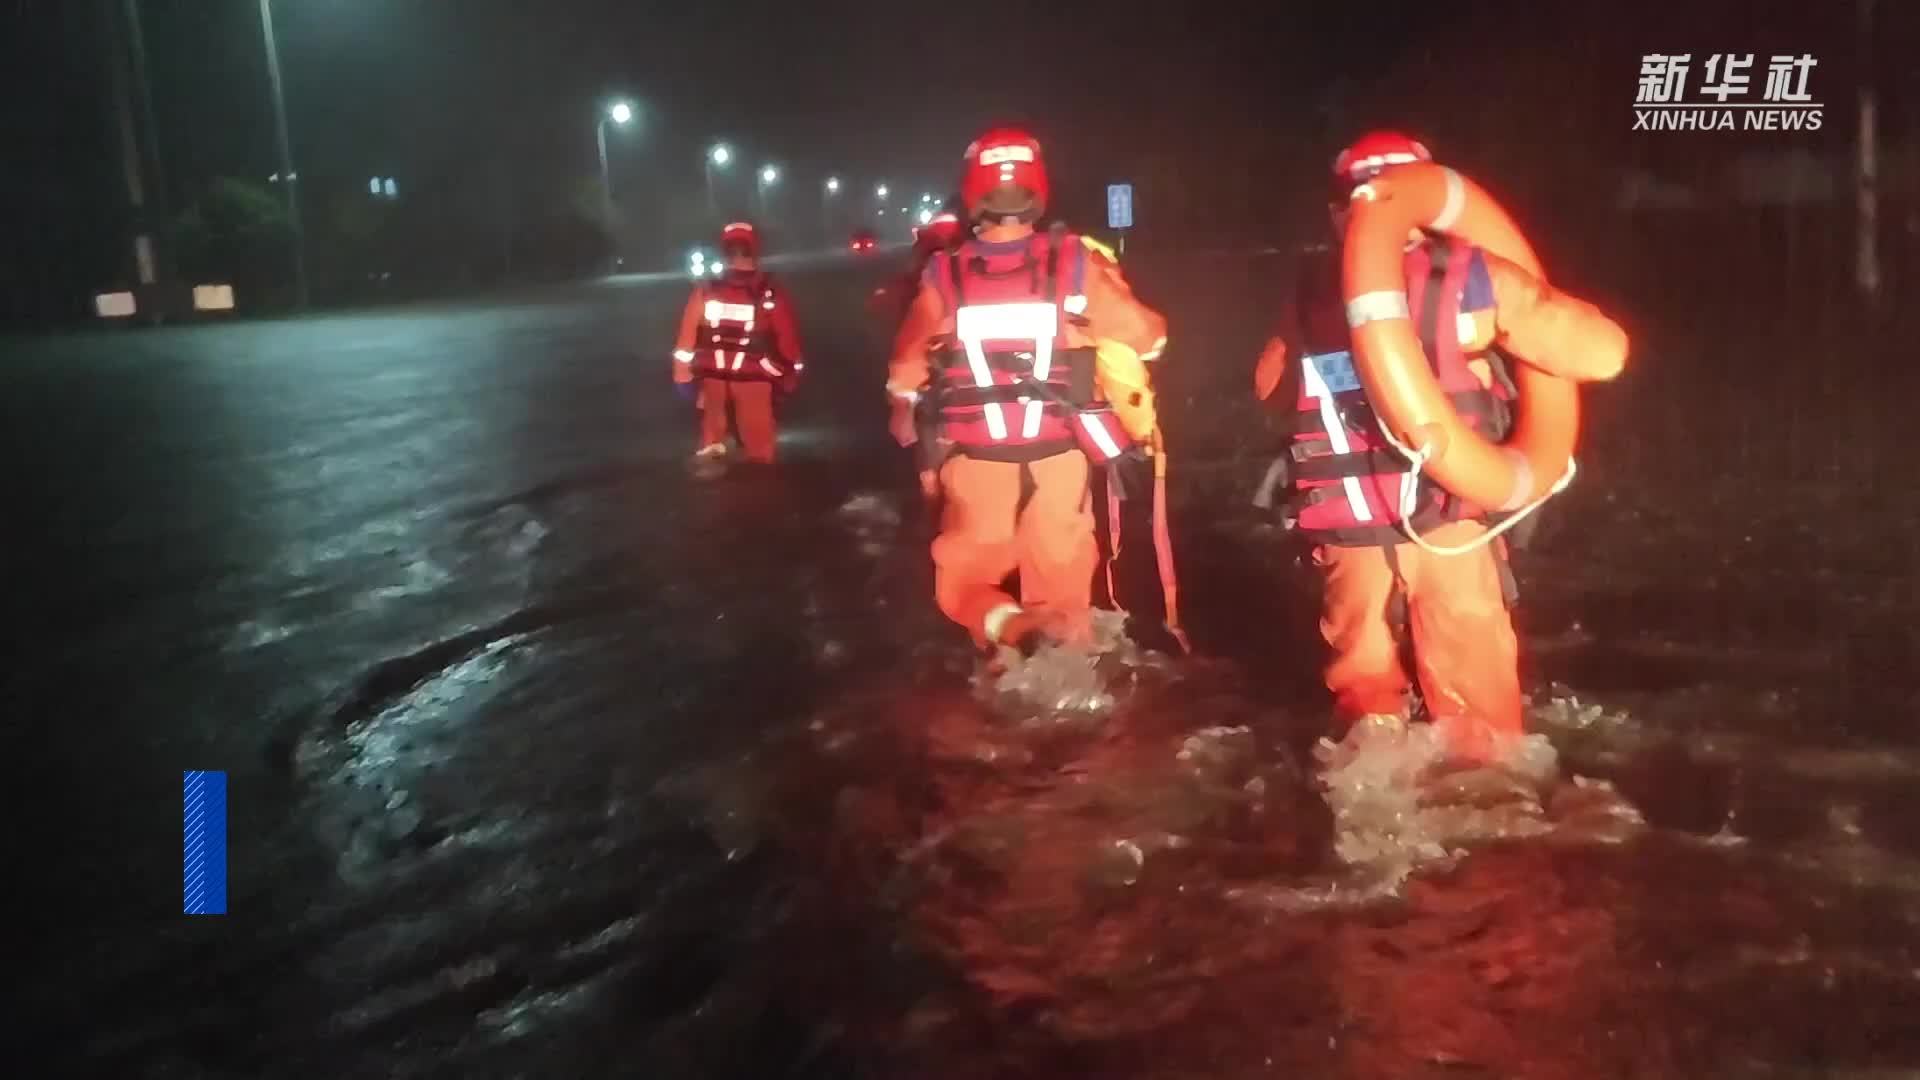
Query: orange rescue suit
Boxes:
[
  {"xmin": 1258, "ymin": 243, "xmax": 1584, "ymax": 762},
  {"xmin": 673, "ymin": 273, "xmax": 805, "ymax": 463},
  {"xmin": 890, "ymin": 236, "xmax": 1167, "ymax": 648}
]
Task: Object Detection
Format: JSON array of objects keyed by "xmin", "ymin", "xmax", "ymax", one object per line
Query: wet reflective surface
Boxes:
[{"xmin": 12, "ymin": 262, "xmax": 1920, "ymax": 1078}]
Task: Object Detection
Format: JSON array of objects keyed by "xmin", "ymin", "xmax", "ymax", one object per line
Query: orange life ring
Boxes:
[{"xmin": 1341, "ymin": 163, "xmax": 1620, "ymax": 512}]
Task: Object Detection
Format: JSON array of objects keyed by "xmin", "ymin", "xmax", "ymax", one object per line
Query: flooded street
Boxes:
[{"xmin": 12, "ymin": 258, "xmax": 1920, "ymax": 1079}]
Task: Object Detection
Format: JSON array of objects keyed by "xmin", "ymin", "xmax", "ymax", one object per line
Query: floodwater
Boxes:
[{"xmin": 10, "ymin": 257, "xmax": 1920, "ymax": 1078}]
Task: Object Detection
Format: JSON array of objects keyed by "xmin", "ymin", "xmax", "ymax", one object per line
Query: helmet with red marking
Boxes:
[
  {"xmin": 1330, "ymin": 131, "xmax": 1432, "ymax": 201},
  {"xmin": 960, "ymin": 127, "xmax": 1048, "ymax": 223},
  {"xmin": 719, "ymin": 220, "xmax": 760, "ymax": 257}
]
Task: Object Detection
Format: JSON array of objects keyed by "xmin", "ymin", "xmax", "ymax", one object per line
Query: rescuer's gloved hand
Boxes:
[
  {"xmin": 779, "ymin": 370, "xmax": 802, "ymax": 396},
  {"xmin": 675, "ymin": 380, "xmax": 699, "ymax": 404}
]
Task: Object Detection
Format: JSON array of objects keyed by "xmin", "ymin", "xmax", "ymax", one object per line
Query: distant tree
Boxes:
[{"xmin": 170, "ymin": 177, "xmax": 293, "ymax": 294}]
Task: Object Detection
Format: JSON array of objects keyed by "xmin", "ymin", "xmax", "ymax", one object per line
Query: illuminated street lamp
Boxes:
[
  {"xmin": 705, "ymin": 142, "xmax": 732, "ymax": 219},
  {"xmin": 875, "ymin": 183, "xmax": 889, "ymax": 199},
  {"xmin": 756, "ymin": 163, "xmax": 780, "ymax": 216},
  {"xmin": 822, "ymin": 176, "xmax": 841, "ymax": 238}
]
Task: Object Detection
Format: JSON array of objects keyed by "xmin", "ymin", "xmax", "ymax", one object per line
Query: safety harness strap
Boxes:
[{"xmin": 1291, "ymin": 447, "xmax": 1411, "ymax": 483}]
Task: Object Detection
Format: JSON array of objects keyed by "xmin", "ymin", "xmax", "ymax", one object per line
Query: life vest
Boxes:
[
  {"xmin": 1286, "ymin": 237, "xmax": 1514, "ymax": 546},
  {"xmin": 692, "ymin": 271, "xmax": 789, "ymax": 381},
  {"xmin": 929, "ymin": 227, "xmax": 1132, "ymax": 464}
]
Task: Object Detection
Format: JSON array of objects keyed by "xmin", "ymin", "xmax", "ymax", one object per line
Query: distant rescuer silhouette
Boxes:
[
  {"xmin": 888, "ymin": 126, "xmax": 1168, "ymax": 661},
  {"xmin": 1253, "ymin": 131, "xmax": 1628, "ymax": 764},
  {"xmin": 672, "ymin": 221, "xmax": 805, "ymax": 464}
]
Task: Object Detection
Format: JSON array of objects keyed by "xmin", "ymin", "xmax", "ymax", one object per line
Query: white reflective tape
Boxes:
[
  {"xmin": 1078, "ymin": 413, "xmax": 1124, "ymax": 459},
  {"xmin": 1031, "ymin": 335, "xmax": 1053, "ymax": 382},
  {"xmin": 1345, "ymin": 290, "xmax": 1410, "ymax": 329},
  {"xmin": 792, "ymin": 362, "xmax": 805, "ymax": 371},
  {"xmin": 1301, "ymin": 356, "xmax": 1373, "ymax": 523},
  {"xmin": 961, "ymin": 338, "xmax": 995, "ymax": 389},
  {"xmin": 1456, "ymin": 311, "xmax": 1478, "ymax": 347},
  {"xmin": 673, "ymin": 349, "xmax": 696, "ymax": 362},
  {"xmin": 979, "ymin": 145, "xmax": 1034, "ymax": 166},
  {"xmin": 1429, "ymin": 167, "xmax": 1466, "ymax": 232},
  {"xmin": 955, "ymin": 303, "xmax": 1060, "ymax": 443},
  {"xmin": 955, "ymin": 302, "xmax": 1060, "ymax": 345},
  {"xmin": 983, "ymin": 602, "xmax": 1025, "ymax": 643},
  {"xmin": 730, "ymin": 351, "xmax": 745, "ymax": 371},
  {"xmin": 984, "ymin": 402, "xmax": 1009, "ymax": 440},
  {"xmin": 1021, "ymin": 399, "xmax": 1043, "ymax": 439},
  {"xmin": 759, "ymin": 358, "xmax": 782, "ymax": 377},
  {"xmin": 704, "ymin": 300, "xmax": 755, "ymax": 324},
  {"xmin": 1063, "ymin": 293, "xmax": 1088, "ymax": 316},
  {"xmin": 1140, "ymin": 335, "xmax": 1167, "ymax": 362}
]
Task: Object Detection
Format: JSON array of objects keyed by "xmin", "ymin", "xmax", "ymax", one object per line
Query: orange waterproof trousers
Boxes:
[
  {"xmin": 699, "ymin": 379, "xmax": 778, "ymax": 463},
  {"xmin": 1314, "ymin": 519, "xmax": 1522, "ymax": 760},
  {"xmin": 933, "ymin": 450, "xmax": 1097, "ymax": 647}
]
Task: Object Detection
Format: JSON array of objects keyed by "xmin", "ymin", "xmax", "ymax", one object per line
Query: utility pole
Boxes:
[
  {"xmin": 104, "ymin": 0, "xmax": 166, "ymax": 314},
  {"xmin": 1856, "ymin": 0, "xmax": 1880, "ymax": 309},
  {"xmin": 258, "ymin": 0, "xmax": 309, "ymax": 309}
]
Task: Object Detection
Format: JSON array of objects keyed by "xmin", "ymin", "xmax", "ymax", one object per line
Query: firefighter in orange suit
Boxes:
[
  {"xmin": 1255, "ymin": 133, "xmax": 1532, "ymax": 762},
  {"xmin": 888, "ymin": 127, "xmax": 1167, "ymax": 657},
  {"xmin": 672, "ymin": 222, "xmax": 804, "ymax": 463}
]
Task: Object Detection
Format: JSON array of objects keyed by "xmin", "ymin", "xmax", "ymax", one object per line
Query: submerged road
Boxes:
[{"xmin": 10, "ymin": 256, "xmax": 1920, "ymax": 1078}]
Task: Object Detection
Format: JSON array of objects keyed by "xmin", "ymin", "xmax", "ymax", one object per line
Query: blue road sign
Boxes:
[{"xmin": 1107, "ymin": 183, "xmax": 1133, "ymax": 230}]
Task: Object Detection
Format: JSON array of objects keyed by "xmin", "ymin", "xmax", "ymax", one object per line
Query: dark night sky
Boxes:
[{"xmin": 0, "ymin": 0, "xmax": 1910, "ymax": 319}]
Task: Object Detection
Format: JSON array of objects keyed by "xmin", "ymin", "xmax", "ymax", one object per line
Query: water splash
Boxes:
[
  {"xmin": 980, "ymin": 610, "xmax": 1157, "ymax": 717},
  {"xmin": 1307, "ymin": 711, "xmax": 1640, "ymax": 896},
  {"xmin": 837, "ymin": 491, "xmax": 903, "ymax": 557}
]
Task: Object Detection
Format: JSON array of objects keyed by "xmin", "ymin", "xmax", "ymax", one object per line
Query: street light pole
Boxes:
[
  {"xmin": 257, "ymin": 0, "xmax": 307, "ymax": 310},
  {"xmin": 597, "ymin": 119, "xmax": 612, "ymax": 218},
  {"xmin": 595, "ymin": 101, "xmax": 633, "ymax": 268},
  {"xmin": 105, "ymin": 0, "xmax": 165, "ymax": 306}
]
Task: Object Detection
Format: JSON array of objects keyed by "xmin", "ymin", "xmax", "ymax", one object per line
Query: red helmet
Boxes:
[
  {"xmin": 960, "ymin": 127, "xmax": 1048, "ymax": 222},
  {"xmin": 1330, "ymin": 131, "xmax": 1432, "ymax": 200},
  {"xmin": 719, "ymin": 221, "xmax": 760, "ymax": 256}
]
